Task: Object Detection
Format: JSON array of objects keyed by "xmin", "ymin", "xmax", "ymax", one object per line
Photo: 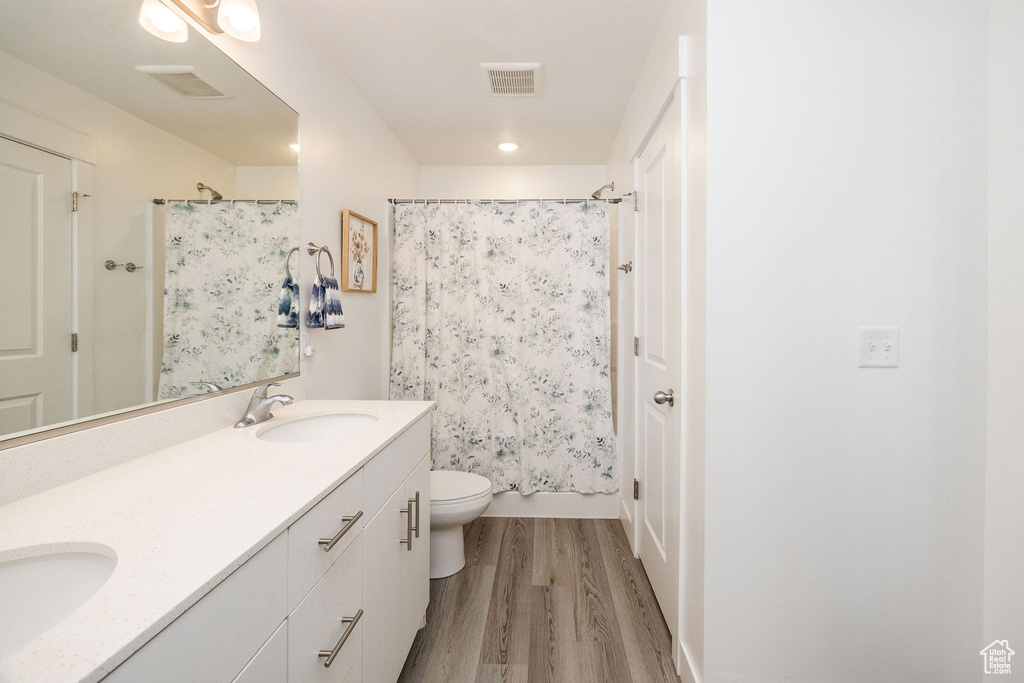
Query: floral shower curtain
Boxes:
[
  {"xmin": 159, "ymin": 201, "xmax": 299, "ymax": 399},
  {"xmin": 390, "ymin": 200, "xmax": 617, "ymax": 494}
]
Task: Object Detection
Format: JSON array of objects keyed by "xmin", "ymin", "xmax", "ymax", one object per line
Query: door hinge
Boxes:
[
  {"xmin": 71, "ymin": 333, "xmax": 78, "ymax": 352},
  {"xmin": 633, "ymin": 478, "xmax": 640, "ymax": 500},
  {"xmin": 632, "ymin": 191, "xmax": 639, "ymax": 212},
  {"xmin": 72, "ymin": 192, "xmax": 78, "ymax": 212},
  {"xmin": 633, "ymin": 336, "xmax": 640, "ymax": 357}
]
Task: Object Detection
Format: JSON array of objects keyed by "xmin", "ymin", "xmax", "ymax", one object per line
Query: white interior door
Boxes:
[
  {"xmin": 0, "ymin": 137, "xmax": 74, "ymax": 436},
  {"xmin": 635, "ymin": 91, "xmax": 682, "ymax": 641}
]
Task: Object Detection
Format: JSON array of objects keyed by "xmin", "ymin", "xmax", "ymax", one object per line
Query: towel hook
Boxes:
[
  {"xmin": 284, "ymin": 246, "xmax": 299, "ymax": 280},
  {"xmin": 306, "ymin": 242, "xmax": 334, "ymax": 281}
]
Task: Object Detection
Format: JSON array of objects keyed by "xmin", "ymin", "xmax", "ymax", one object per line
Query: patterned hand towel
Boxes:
[
  {"xmin": 306, "ymin": 279, "xmax": 325, "ymax": 328},
  {"xmin": 277, "ymin": 276, "xmax": 300, "ymax": 328},
  {"xmin": 322, "ymin": 275, "xmax": 346, "ymax": 329}
]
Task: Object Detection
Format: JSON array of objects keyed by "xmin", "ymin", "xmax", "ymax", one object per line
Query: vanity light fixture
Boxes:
[
  {"xmin": 497, "ymin": 142, "xmax": 519, "ymax": 152},
  {"xmin": 139, "ymin": 0, "xmax": 262, "ymax": 43},
  {"xmin": 138, "ymin": 0, "xmax": 189, "ymax": 43}
]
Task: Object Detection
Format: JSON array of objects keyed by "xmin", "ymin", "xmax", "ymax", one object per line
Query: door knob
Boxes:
[{"xmin": 653, "ymin": 389, "xmax": 674, "ymax": 407}]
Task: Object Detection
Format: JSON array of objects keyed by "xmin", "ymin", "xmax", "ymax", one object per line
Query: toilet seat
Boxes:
[{"xmin": 430, "ymin": 470, "xmax": 492, "ymax": 505}]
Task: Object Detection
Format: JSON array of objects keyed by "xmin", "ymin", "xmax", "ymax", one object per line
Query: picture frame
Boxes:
[{"xmin": 341, "ymin": 209, "xmax": 378, "ymax": 293}]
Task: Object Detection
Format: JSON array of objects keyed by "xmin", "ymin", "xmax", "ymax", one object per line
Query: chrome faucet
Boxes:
[{"xmin": 235, "ymin": 382, "xmax": 293, "ymax": 428}]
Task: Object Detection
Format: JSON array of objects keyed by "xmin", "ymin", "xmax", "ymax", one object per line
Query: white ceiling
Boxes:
[
  {"xmin": 293, "ymin": 0, "xmax": 671, "ymax": 166},
  {"xmin": 0, "ymin": 0, "xmax": 297, "ymax": 167}
]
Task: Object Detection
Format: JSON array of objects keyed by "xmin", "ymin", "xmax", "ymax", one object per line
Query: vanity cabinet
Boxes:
[{"xmin": 100, "ymin": 412, "xmax": 431, "ymax": 683}]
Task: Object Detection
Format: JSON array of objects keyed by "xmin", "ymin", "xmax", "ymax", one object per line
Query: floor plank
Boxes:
[
  {"xmin": 399, "ymin": 517, "xmax": 680, "ymax": 683},
  {"xmin": 531, "ymin": 518, "xmax": 572, "ymax": 587},
  {"xmin": 464, "ymin": 517, "xmax": 506, "ymax": 567},
  {"xmin": 478, "ymin": 518, "xmax": 534, "ymax": 670},
  {"xmin": 594, "ymin": 519, "xmax": 679, "ymax": 683}
]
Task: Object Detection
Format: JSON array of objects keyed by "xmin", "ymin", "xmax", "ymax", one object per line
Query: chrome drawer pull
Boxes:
[
  {"xmin": 318, "ymin": 609, "xmax": 363, "ymax": 668},
  {"xmin": 400, "ymin": 500, "xmax": 413, "ymax": 551},
  {"xmin": 409, "ymin": 491, "xmax": 420, "ymax": 539},
  {"xmin": 318, "ymin": 510, "xmax": 363, "ymax": 552}
]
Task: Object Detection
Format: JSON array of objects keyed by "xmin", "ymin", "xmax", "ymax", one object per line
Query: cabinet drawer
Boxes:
[
  {"xmin": 289, "ymin": 470, "xmax": 364, "ymax": 611},
  {"xmin": 288, "ymin": 536, "xmax": 363, "ymax": 682},
  {"xmin": 363, "ymin": 413, "xmax": 430, "ymax": 521},
  {"xmin": 104, "ymin": 532, "xmax": 288, "ymax": 683},
  {"xmin": 232, "ymin": 621, "xmax": 287, "ymax": 683}
]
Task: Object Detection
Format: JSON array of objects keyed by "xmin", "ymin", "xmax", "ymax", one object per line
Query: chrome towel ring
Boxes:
[{"xmin": 306, "ymin": 242, "xmax": 334, "ymax": 281}]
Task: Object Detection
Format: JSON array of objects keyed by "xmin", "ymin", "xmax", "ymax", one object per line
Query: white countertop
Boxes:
[{"xmin": 0, "ymin": 399, "xmax": 433, "ymax": 683}]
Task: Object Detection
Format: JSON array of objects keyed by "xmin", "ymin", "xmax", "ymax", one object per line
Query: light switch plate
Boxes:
[{"xmin": 859, "ymin": 327, "xmax": 899, "ymax": 368}]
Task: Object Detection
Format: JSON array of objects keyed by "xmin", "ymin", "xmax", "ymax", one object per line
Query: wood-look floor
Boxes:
[{"xmin": 399, "ymin": 518, "xmax": 680, "ymax": 683}]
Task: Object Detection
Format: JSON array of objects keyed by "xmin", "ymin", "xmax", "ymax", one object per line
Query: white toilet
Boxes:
[{"xmin": 429, "ymin": 470, "xmax": 493, "ymax": 579}]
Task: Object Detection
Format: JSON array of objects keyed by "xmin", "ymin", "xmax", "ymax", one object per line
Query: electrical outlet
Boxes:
[{"xmin": 858, "ymin": 327, "xmax": 899, "ymax": 368}]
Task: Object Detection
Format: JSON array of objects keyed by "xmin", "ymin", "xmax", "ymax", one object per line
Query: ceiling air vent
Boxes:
[
  {"xmin": 481, "ymin": 63, "xmax": 541, "ymax": 97},
  {"xmin": 135, "ymin": 66, "xmax": 233, "ymax": 100}
]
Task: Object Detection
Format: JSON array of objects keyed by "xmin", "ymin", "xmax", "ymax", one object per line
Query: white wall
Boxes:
[
  {"xmin": 985, "ymin": 0, "xmax": 1024, "ymax": 664},
  {"xmin": 0, "ymin": 50, "xmax": 238, "ymax": 415},
  {"xmin": 210, "ymin": 0, "xmax": 420, "ymax": 402},
  {"xmin": 704, "ymin": 2, "xmax": 988, "ymax": 682},
  {"xmin": 419, "ymin": 164, "xmax": 607, "ymax": 199},
  {"xmin": 607, "ymin": 1, "xmax": 707, "ymax": 679},
  {"xmin": 236, "ymin": 166, "xmax": 298, "ymax": 200}
]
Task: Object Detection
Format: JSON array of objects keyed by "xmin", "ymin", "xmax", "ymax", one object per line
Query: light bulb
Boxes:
[
  {"xmin": 139, "ymin": 0, "xmax": 188, "ymax": 42},
  {"xmin": 223, "ymin": 6, "xmax": 256, "ymax": 32},
  {"xmin": 498, "ymin": 142, "xmax": 518, "ymax": 152},
  {"xmin": 218, "ymin": 0, "xmax": 262, "ymax": 41}
]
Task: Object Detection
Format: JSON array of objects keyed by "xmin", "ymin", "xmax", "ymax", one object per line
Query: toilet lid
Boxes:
[{"xmin": 430, "ymin": 470, "xmax": 492, "ymax": 503}]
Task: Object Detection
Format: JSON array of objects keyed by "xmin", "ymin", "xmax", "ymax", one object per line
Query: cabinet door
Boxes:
[
  {"xmin": 363, "ymin": 480, "xmax": 412, "ymax": 683},
  {"xmin": 404, "ymin": 454, "xmax": 431, "ymax": 629}
]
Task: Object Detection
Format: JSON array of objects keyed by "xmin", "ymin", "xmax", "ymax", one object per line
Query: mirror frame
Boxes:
[{"xmin": 0, "ymin": 372, "xmax": 299, "ymax": 451}]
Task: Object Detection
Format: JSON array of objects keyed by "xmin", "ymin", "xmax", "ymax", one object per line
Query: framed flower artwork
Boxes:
[{"xmin": 341, "ymin": 209, "xmax": 378, "ymax": 293}]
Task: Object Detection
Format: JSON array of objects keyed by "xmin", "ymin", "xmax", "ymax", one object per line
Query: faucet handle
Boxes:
[{"xmin": 254, "ymin": 382, "xmax": 282, "ymax": 398}]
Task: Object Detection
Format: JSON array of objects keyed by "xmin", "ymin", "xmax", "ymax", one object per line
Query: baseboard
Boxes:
[
  {"xmin": 481, "ymin": 491, "xmax": 619, "ymax": 518},
  {"xmin": 677, "ymin": 640, "xmax": 702, "ymax": 683}
]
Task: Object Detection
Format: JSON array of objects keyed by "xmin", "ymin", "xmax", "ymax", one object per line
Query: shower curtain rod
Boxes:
[
  {"xmin": 388, "ymin": 197, "xmax": 622, "ymax": 205},
  {"xmin": 152, "ymin": 198, "xmax": 297, "ymax": 205}
]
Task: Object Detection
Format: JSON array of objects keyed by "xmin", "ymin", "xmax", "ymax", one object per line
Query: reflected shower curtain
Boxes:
[
  {"xmin": 159, "ymin": 201, "xmax": 299, "ymax": 399},
  {"xmin": 390, "ymin": 200, "xmax": 617, "ymax": 494}
]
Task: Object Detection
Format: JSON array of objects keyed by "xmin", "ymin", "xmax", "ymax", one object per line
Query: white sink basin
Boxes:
[
  {"xmin": 0, "ymin": 546, "xmax": 117, "ymax": 660},
  {"xmin": 257, "ymin": 413, "xmax": 378, "ymax": 443}
]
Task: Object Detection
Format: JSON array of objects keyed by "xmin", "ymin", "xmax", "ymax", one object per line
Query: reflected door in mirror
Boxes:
[{"xmin": 0, "ymin": 138, "xmax": 74, "ymax": 435}]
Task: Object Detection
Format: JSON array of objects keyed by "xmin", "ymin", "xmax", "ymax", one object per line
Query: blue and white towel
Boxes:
[
  {"xmin": 277, "ymin": 276, "xmax": 299, "ymax": 328},
  {"xmin": 322, "ymin": 275, "xmax": 345, "ymax": 329},
  {"xmin": 306, "ymin": 280, "xmax": 325, "ymax": 328}
]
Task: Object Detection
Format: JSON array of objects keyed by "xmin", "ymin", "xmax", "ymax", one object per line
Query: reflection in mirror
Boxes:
[{"xmin": 0, "ymin": 1, "xmax": 299, "ymax": 442}]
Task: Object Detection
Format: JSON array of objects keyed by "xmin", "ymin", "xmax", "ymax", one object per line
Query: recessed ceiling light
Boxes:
[
  {"xmin": 498, "ymin": 142, "xmax": 518, "ymax": 152},
  {"xmin": 289, "ymin": 143, "xmax": 300, "ymax": 152}
]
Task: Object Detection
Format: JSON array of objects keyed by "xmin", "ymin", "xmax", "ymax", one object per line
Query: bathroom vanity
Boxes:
[{"xmin": 0, "ymin": 400, "xmax": 433, "ymax": 683}]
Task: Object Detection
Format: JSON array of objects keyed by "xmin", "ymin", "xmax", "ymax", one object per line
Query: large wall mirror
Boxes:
[{"xmin": 0, "ymin": 2, "xmax": 300, "ymax": 444}]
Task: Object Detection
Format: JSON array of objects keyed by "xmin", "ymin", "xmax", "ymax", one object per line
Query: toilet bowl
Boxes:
[{"xmin": 429, "ymin": 470, "xmax": 493, "ymax": 579}]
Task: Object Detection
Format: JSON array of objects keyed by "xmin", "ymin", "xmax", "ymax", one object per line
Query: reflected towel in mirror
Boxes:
[{"xmin": 277, "ymin": 276, "xmax": 299, "ymax": 328}]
